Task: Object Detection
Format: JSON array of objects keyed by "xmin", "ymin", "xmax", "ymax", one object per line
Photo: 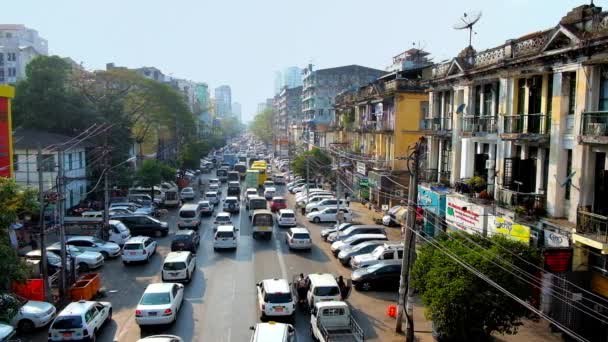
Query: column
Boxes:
[{"xmin": 546, "ymin": 72, "xmax": 567, "ymax": 217}]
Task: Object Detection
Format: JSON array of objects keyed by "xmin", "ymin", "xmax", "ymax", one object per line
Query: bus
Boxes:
[
  {"xmin": 234, "ymin": 163, "xmax": 248, "ymax": 180},
  {"xmin": 250, "ymin": 165, "xmax": 266, "ymax": 185}
]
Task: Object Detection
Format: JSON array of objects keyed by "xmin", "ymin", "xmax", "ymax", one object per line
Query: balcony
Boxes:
[
  {"xmin": 501, "ymin": 113, "xmax": 550, "ymax": 143},
  {"xmin": 496, "ymin": 188, "xmax": 546, "ymax": 217},
  {"xmin": 384, "ymin": 79, "xmax": 424, "ymax": 93},
  {"xmin": 419, "ymin": 169, "xmax": 450, "ymax": 184},
  {"xmin": 574, "ymin": 209, "xmax": 608, "ymax": 252},
  {"xmin": 462, "ymin": 115, "xmax": 498, "ymax": 136},
  {"xmin": 420, "ymin": 116, "xmax": 452, "ymax": 137},
  {"xmin": 579, "ymin": 111, "xmax": 608, "ymax": 144}
]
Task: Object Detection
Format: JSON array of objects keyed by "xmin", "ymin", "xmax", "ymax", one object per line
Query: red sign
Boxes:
[
  {"xmin": 543, "ymin": 249, "xmax": 573, "ymax": 273},
  {"xmin": 0, "ymin": 97, "xmax": 11, "ymax": 178}
]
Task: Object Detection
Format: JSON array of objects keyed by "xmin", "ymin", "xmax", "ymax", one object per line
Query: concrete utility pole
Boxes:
[
  {"xmin": 102, "ymin": 141, "xmax": 110, "ymax": 241},
  {"xmin": 57, "ymin": 150, "xmax": 68, "ymax": 300},
  {"xmin": 336, "ymin": 155, "xmax": 342, "ymax": 224},
  {"xmin": 396, "ymin": 138, "xmax": 424, "ymax": 340},
  {"xmin": 306, "ymin": 156, "xmax": 310, "ymax": 200},
  {"xmin": 37, "ymin": 146, "xmax": 50, "ymax": 302}
]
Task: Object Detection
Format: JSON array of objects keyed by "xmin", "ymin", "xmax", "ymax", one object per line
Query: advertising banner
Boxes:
[
  {"xmin": 544, "ymin": 230, "xmax": 570, "ymax": 247},
  {"xmin": 445, "ymin": 195, "xmax": 488, "ymax": 235},
  {"xmin": 417, "ymin": 185, "xmax": 448, "ymax": 217},
  {"xmin": 488, "ymin": 216, "xmax": 531, "ymax": 243},
  {"xmin": 0, "ymin": 87, "xmax": 14, "ymax": 178}
]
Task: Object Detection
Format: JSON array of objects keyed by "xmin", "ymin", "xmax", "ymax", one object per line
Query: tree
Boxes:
[
  {"xmin": 0, "ymin": 178, "xmax": 38, "ymax": 290},
  {"xmin": 134, "ymin": 160, "xmax": 176, "ymax": 201},
  {"xmin": 411, "ymin": 234, "xmax": 541, "ymax": 341},
  {"xmin": 291, "ymin": 148, "xmax": 332, "ymax": 178},
  {"xmin": 250, "ymin": 109, "xmax": 274, "ymax": 144}
]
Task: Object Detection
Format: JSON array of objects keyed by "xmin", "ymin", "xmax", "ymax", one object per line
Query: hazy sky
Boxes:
[{"xmin": 7, "ymin": 0, "xmax": 587, "ymax": 122}]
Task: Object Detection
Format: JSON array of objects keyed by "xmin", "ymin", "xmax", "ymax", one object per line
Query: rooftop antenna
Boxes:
[{"xmin": 453, "ymin": 11, "xmax": 482, "ymax": 48}]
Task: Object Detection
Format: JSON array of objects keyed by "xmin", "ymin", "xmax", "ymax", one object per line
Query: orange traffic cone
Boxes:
[{"xmin": 387, "ymin": 304, "xmax": 397, "ymax": 318}]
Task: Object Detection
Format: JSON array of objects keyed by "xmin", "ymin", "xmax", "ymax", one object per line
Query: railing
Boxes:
[
  {"xmin": 577, "ymin": 209, "xmax": 608, "ymax": 243},
  {"xmin": 420, "ymin": 116, "xmax": 452, "ymax": 132},
  {"xmin": 420, "ymin": 169, "xmax": 438, "ymax": 182},
  {"xmin": 496, "ymin": 188, "xmax": 546, "ymax": 214},
  {"xmin": 439, "ymin": 171, "xmax": 451, "ymax": 184},
  {"xmin": 502, "ymin": 113, "xmax": 549, "ymax": 135},
  {"xmin": 581, "ymin": 111, "xmax": 608, "ymax": 138},
  {"xmin": 462, "ymin": 115, "xmax": 498, "ymax": 134}
]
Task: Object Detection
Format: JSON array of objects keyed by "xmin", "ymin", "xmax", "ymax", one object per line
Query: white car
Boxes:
[
  {"xmin": 121, "ymin": 236, "xmax": 157, "ymax": 264},
  {"xmin": 305, "ymin": 198, "xmax": 347, "ymax": 213},
  {"xmin": 48, "ymin": 300, "xmax": 111, "ymax": 342},
  {"xmin": 208, "ymin": 183, "xmax": 221, "ymax": 194},
  {"xmin": 256, "ymin": 278, "xmax": 296, "ymax": 320},
  {"xmin": 285, "ymin": 227, "xmax": 312, "ymax": 250},
  {"xmin": 137, "ymin": 335, "xmax": 184, "ymax": 342},
  {"xmin": 307, "ymin": 207, "xmax": 352, "ymax": 223},
  {"xmin": 65, "ymin": 236, "xmax": 121, "ymax": 259},
  {"xmin": 0, "ymin": 323, "xmax": 15, "ymax": 341},
  {"xmin": 162, "ymin": 251, "xmax": 196, "ymax": 283},
  {"xmin": 180, "ymin": 187, "xmax": 195, "ymax": 201},
  {"xmin": 213, "ymin": 225, "xmax": 238, "ymax": 250},
  {"xmin": 223, "ymin": 196, "xmax": 240, "ymax": 213},
  {"xmin": 263, "ymin": 187, "xmax": 276, "ymax": 200},
  {"xmin": 135, "ymin": 283, "xmax": 184, "ymax": 327},
  {"xmin": 0, "ymin": 294, "xmax": 56, "ymax": 332},
  {"xmin": 208, "ymin": 178, "xmax": 220, "ymax": 185},
  {"xmin": 277, "ymin": 209, "xmax": 297, "ymax": 228},
  {"xmin": 205, "ymin": 192, "xmax": 220, "ymax": 205},
  {"xmin": 297, "ymin": 194, "xmax": 334, "ymax": 207},
  {"xmin": 295, "ymin": 189, "xmax": 329, "ymax": 202},
  {"xmin": 47, "ymin": 243, "xmax": 104, "ymax": 271},
  {"xmin": 213, "ymin": 212, "xmax": 232, "ymax": 231},
  {"xmin": 244, "ymin": 188, "xmax": 258, "ymax": 202}
]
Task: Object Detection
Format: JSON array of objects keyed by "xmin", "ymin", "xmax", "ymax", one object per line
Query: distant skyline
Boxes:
[{"xmin": 5, "ymin": 0, "xmax": 585, "ymax": 122}]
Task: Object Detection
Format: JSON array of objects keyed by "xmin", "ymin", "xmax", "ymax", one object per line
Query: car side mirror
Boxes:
[{"xmin": 249, "ymin": 326, "xmax": 255, "ymax": 331}]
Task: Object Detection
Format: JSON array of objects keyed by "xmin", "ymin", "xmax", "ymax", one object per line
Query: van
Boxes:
[
  {"xmin": 251, "ymin": 209, "xmax": 273, "ymax": 240},
  {"xmin": 248, "ymin": 196, "xmax": 268, "ymax": 217},
  {"xmin": 162, "ymin": 251, "xmax": 196, "ymax": 283},
  {"xmin": 178, "ymin": 203, "xmax": 201, "ymax": 230},
  {"xmin": 249, "ymin": 322, "xmax": 295, "ymax": 342},
  {"xmin": 108, "ymin": 220, "xmax": 131, "ymax": 245},
  {"xmin": 306, "ymin": 273, "xmax": 342, "ymax": 307}
]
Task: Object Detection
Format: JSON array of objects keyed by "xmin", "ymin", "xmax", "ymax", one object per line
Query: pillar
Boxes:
[{"xmin": 546, "ymin": 72, "xmax": 567, "ymax": 217}]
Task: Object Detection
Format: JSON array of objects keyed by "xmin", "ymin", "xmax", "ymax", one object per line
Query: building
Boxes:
[
  {"xmin": 274, "ymin": 86, "xmax": 302, "ymax": 157},
  {"xmin": 0, "ymin": 25, "xmax": 48, "ymax": 84},
  {"xmin": 196, "ymin": 83, "xmax": 212, "ymax": 135},
  {"xmin": 214, "ymin": 85, "xmax": 232, "ymax": 117},
  {"xmin": 257, "ymin": 102, "xmax": 269, "ymax": 113},
  {"xmin": 421, "ymin": 4, "xmax": 608, "ymax": 339},
  {"xmin": 232, "ymin": 102, "xmax": 242, "ymax": 121},
  {"xmin": 301, "ymin": 64, "xmax": 386, "ymax": 149},
  {"xmin": 274, "ymin": 67, "xmax": 303, "ymax": 95},
  {"xmin": 135, "ymin": 66, "xmax": 167, "ymax": 83},
  {"xmin": 13, "ymin": 129, "xmax": 88, "ymax": 210}
]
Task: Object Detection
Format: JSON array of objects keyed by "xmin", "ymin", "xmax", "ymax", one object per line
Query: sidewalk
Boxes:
[{"xmin": 346, "ymin": 201, "xmax": 561, "ymax": 342}]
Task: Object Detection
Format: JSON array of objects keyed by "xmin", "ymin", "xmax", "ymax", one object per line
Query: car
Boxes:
[
  {"xmin": 351, "ymin": 260, "xmax": 403, "ymax": 291},
  {"xmin": 330, "ymin": 234, "xmax": 388, "ymax": 256},
  {"xmin": 295, "ymin": 189, "xmax": 331, "ymax": 203},
  {"xmin": 227, "ymin": 181, "xmax": 240, "ymax": 199},
  {"xmin": 112, "ymin": 214, "xmax": 169, "ymax": 238},
  {"xmin": 205, "ymin": 191, "xmax": 220, "ymax": 205},
  {"xmin": 162, "ymin": 251, "xmax": 196, "ymax": 283},
  {"xmin": 337, "ymin": 240, "xmax": 388, "ymax": 266},
  {"xmin": 306, "ymin": 207, "xmax": 352, "ymax": 223},
  {"xmin": 108, "ymin": 220, "xmax": 132, "ymax": 246},
  {"xmin": 47, "ymin": 243, "xmax": 104, "ymax": 271},
  {"xmin": 198, "ymin": 200, "xmax": 214, "ymax": 216},
  {"xmin": 249, "ymin": 322, "xmax": 295, "ymax": 342},
  {"xmin": 264, "ymin": 187, "xmax": 277, "ymax": 200},
  {"xmin": 180, "ymin": 187, "xmax": 195, "ymax": 201},
  {"xmin": 137, "ymin": 335, "xmax": 184, "ymax": 342},
  {"xmin": 285, "ymin": 227, "xmax": 312, "ymax": 250},
  {"xmin": 223, "ymin": 196, "xmax": 240, "ymax": 213},
  {"xmin": 171, "ymin": 230, "xmax": 200, "ymax": 253},
  {"xmin": 256, "ymin": 278, "xmax": 296, "ymax": 321},
  {"xmin": 65, "ymin": 236, "xmax": 121, "ymax": 258},
  {"xmin": 276, "ymin": 209, "xmax": 297, "ymax": 228},
  {"xmin": 296, "ymin": 194, "xmax": 334, "ymax": 207},
  {"xmin": 305, "ymin": 198, "xmax": 348, "ymax": 213},
  {"xmin": 0, "ymin": 323, "xmax": 15, "ymax": 341},
  {"xmin": 244, "ymin": 188, "xmax": 258, "ymax": 202},
  {"xmin": 208, "ymin": 178, "xmax": 220, "ymax": 186},
  {"xmin": 213, "ymin": 212, "xmax": 232, "ymax": 231},
  {"xmin": 327, "ymin": 225, "xmax": 386, "ymax": 243},
  {"xmin": 270, "ymin": 197, "xmax": 287, "ymax": 212},
  {"xmin": 213, "ymin": 225, "xmax": 238, "ymax": 250},
  {"xmin": 24, "ymin": 249, "xmax": 71, "ymax": 273},
  {"xmin": 304, "ymin": 273, "xmax": 342, "ymax": 307},
  {"xmin": 177, "ymin": 203, "xmax": 201, "ymax": 230},
  {"xmin": 135, "ymin": 283, "xmax": 184, "ymax": 327},
  {"xmin": 121, "ymin": 236, "xmax": 158, "ymax": 264},
  {"xmin": 350, "ymin": 242, "xmax": 404, "ymax": 269},
  {"xmin": 48, "ymin": 300, "xmax": 111, "ymax": 341},
  {"xmin": 321, "ymin": 222, "xmax": 357, "ymax": 241},
  {"xmin": 263, "ymin": 180, "xmax": 275, "ymax": 190},
  {"xmin": 0, "ymin": 293, "xmax": 56, "ymax": 332},
  {"xmin": 208, "ymin": 183, "xmax": 221, "ymax": 194}
]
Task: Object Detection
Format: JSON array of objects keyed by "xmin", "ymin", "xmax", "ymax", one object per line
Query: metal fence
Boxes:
[{"xmin": 576, "ymin": 209, "xmax": 608, "ymax": 243}]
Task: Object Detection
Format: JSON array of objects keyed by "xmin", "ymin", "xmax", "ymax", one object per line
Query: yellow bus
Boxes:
[{"xmin": 251, "ymin": 160, "xmax": 268, "ymax": 185}]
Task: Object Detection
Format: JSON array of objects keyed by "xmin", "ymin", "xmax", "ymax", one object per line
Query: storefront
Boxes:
[
  {"xmin": 417, "ymin": 185, "xmax": 449, "ymax": 237},
  {"xmin": 445, "ymin": 195, "xmax": 489, "ymax": 235}
]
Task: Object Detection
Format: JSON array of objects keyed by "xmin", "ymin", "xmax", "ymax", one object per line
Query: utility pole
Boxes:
[
  {"xmin": 37, "ymin": 146, "xmax": 50, "ymax": 302},
  {"xmin": 396, "ymin": 138, "xmax": 424, "ymax": 339},
  {"xmin": 336, "ymin": 155, "xmax": 341, "ymax": 224},
  {"xmin": 102, "ymin": 141, "xmax": 110, "ymax": 241},
  {"xmin": 57, "ymin": 150, "xmax": 68, "ymax": 301},
  {"xmin": 306, "ymin": 156, "xmax": 310, "ymax": 199}
]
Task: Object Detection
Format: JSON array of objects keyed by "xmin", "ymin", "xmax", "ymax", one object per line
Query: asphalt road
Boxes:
[{"xmin": 23, "ymin": 171, "xmax": 399, "ymax": 342}]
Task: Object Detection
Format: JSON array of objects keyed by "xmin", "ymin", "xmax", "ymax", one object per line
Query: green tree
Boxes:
[
  {"xmin": 134, "ymin": 160, "xmax": 176, "ymax": 201},
  {"xmin": 250, "ymin": 109, "xmax": 274, "ymax": 144},
  {"xmin": 180, "ymin": 141, "xmax": 213, "ymax": 170},
  {"xmin": 411, "ymin": 234, "xmax": 540, "ymax": 341},
  {"xmin": 291, "ymin": 148, "xmax": 332, "ymax": 178},
  {"xmin": 0, "ymin": 178, "xmax": 39, "ymax": 290}
]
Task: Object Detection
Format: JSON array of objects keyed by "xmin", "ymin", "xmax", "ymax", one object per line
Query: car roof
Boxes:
[
  {"xmin": 165, "ymin": 251, "xmax": 190, "ymax": 262},
  {"xmin": 308, "ymin": 273, "xmax": 338, "ymax": 287},
  {"xmin": 198, "ymin": 200, "xmax": 211, "ymax": 205},
  {"xmin": 205, "ymin": 192, "xmax": 218, "ymax": 196},
  {"xmin": 344, "ymin": 225, "xmax": 384, "ymax": 233},
  {"xmin": 180, "ymin": 203, "xmax": 198, "ymax": 210},
  {"xmin": 272, "ymin": 196, "xmax": 285, "ymax": 200},
  {"xmin": 225, "ymin": 196, "xmax": 238, "ymax": 200},
  {"xmin": 144, "ymin": 283, "xmax": 174, "ymax": 293},
  {"xmin": 261, "ymin": 278, "xmax": 290, "ymax": 293},
  {"xmin": 264, "ymin": 187, "xmax": 276, "ymax": 192},
  {"xmin": 279, "ymin": 209, "xmax": 295, "ymax": 214},
  {"xmin": 125, "ymin": 236, "xmax": 150, "ymax": 244},
  {"xmin": 289, "ymin": 227, "xmax": 310, "ymax": 235},
  {"xmin": 253, "ymin": 209, "xmax": 273, "ymax": 215},
  {"xmin": 67, "ymin": 235, "xmax": 95, "ymax": 242},
  {"xmin": 59, "ymin": 300, "xmax": 98, "ymax": 315},
  {"xmin": 344, "ymin": 234, "xmax": 388, "ymax": 242},
  {"xmin": 217, "ymin": 225, "xmax": 235, "ymax": 232},
  {"xmin": 315, "ymin": 300, "xmax": 349, "ymax": 310},
  {"xmin": 228, "ymin": 181, "xmax": 239, "ymax": 185},
  {"xmin": 174, "ymin": 230, "xmax": 195, "ymax": 236},
  {"xmin": 254, "ymin": 322, "xmax": 290, "ymax": 339},
  {"xmin": 217, "ymin": 212, "xmax": 231, "ymax": 217},
  {"xmin": 246, "ymin": 188, "xmax": 257, "ymax": 192}
]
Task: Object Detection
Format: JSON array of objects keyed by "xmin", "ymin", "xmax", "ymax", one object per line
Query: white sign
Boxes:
[
  {"xmin": 544, "ymin": 231, "xmax": 570, "ymax": 247},
  {"xmin": 356, "ymin": 162, "xmax": 367, "ymax": 175},
  {"xmin": 445, "ymin": 195, "xmax": 488, "ymax": 235}
]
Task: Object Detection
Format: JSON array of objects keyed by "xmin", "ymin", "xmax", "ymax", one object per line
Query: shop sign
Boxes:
[
  {"xmin": 0, "ymin": 86, "xmax": 14, "ymax": 178},
  {"xmin": 488, "ymin": 216, "xmax": 531, "ymax": 243},
  {"xmin": 544, "ymin": 230, "xmax": 570, "ymax": 247},
  {"xmin": 543, "ymin": 249, "xmax": 573, "ymax": 273},
  {"xmin": 356, "ymin": 162, "xmax": 366, "ymax": 176},
  {"xmin": 445, "ymin": 195, "xmax": 487, "ymax": 235},
  {"xmin": 417, "ymin": 185, "xmax": 447, "ymax": 217}
]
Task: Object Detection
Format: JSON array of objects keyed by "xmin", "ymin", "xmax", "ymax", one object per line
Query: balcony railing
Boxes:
[
  {"xmin": 502, "ymin": 113, "xmax": 549, "ymax": 136},
  {"xmin": 420, "ymin": 169, "xmax": 438, "ymax": 182},
  {"xmin": 496, "ymin": 188, "xmax": 546, "ymax": 215},
  {"xmin": 420, "ymin": 116, "xmax": 452, "ymax": 133},
  {"xmin": 580, "ymin": 111, "xmax": 608, "ymax": 144},
  {"xmin": 576, "ymin": 209, "xmax": 608, "ymax": 243},
  {"xmin": 462, "ymin": 115, "xmax": 498, "ymax": 134}
]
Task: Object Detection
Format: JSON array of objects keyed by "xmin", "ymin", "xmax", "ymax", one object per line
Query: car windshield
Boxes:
[
  {"xmin": 293, "ymin": 233, "xmax": 310, "ymax": 239},
  {"xmin": 265, "ymin": 292, "xmax": 292, "ymax": 303},
  {"xmin": 371, "ymin": 247, "xmax": 384, "ymax": 258},
  {"xmin": 365, "ymin": 263, "xmax": 387, "ymax": 274},
  {"xmin": 91, "ymin": 238, "xmax": 105, "ymax": 245},
  {"xmin": 217, "ymin": 216, "xmax": 230, "ymax": 222},
  {"xmin": 173, "ymin": 235, "xmax": 191, "ymax": 241},
  {"xmin": 353, "ymin": 243, "xmax": 377, "ymax": 252},
  {"xmin": 140, "ymin": 292, "xmax": 171, "ymax": 305},
  {"xmin": 52, "ymin": 316, "xmax": 83, "ymax": 330},
  {"xmin": 281, "ymin": 212, "xmax": 295, "ymax": 218},
  {"xmin": 180, "ymin": 210, "xmax": 196, "ymax": 218},
  {"xmin": 216, "ymin": 231, "xmax": 234, "ymax": 238},
  {"xmin": 163, "ymin": 262, "xmax": 186, "ymax": 271},
  {"xmin": 313, "ymin": 286, "xmax": 340, "ymax": 296}
]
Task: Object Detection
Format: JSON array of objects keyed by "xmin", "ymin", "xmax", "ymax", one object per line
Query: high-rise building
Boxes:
[
  {"xmin": 214, "ymin": 85, "xmax": 232, "ymax": 117},
  {"xmin": 283, "ymin": 66, "xmax": 303, "ymax": 89},
  {"xmin": 232, "ymin": 102, "xmax": 242, "ymax": 121},
  {"xmin": 0, "ymin": 25, "xmax": 48, "ymax": 84},
  {"xmin": 257, "ymin": 102, "xmax": 268, "ymax": 113}
]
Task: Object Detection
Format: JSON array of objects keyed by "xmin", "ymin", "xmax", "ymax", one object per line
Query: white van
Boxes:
[
  {"xmin": 205, "ymin": 191, "xmax": 220, "ymax": 205},
  {"xmin": 306, "ymin": 273, "xmax": 341, "ymax": 307},
  {"xmin": 162, "ymin": 251, "xmax": 196, "ymax": 283},
  {"xmin": 178, "ymin": 203, "xmax": 201, "ymax": 230},
  {"xmin": 213, "ymin": 225, "xmax": 238, "ymax": 250},
  {"xmin": 249, "ymin": 322, "xmax": 295, "ymax": 342}
]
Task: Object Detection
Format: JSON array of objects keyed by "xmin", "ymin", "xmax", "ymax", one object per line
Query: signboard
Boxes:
[
  {"xmin": 356, "ymin": 162, "xmax": 366, "ymax": 176},
  {"xmin": 488, "ymin": 216, "xmax": 531, "ymax": 243},
  {"xmin": 358, "ymin": 178, "xmax": 369, "ymax": 200},
  {"xmin": 417, "ymin": 185, "xmax": 447, "ymax": 217},
  {"xmin": 445, "ymin": 195, "xmax": 487, "ymax": 235},
  {"xmin": 544, "ymin": 230, "xmax": 570, "ymax": 247},
  {"xmin": 543, "ymin": 249, "xmax": 573, "ymax": 273},
  {"xmin": 0, "ymin": 86, "xmax": 14, "ymax": 178}
]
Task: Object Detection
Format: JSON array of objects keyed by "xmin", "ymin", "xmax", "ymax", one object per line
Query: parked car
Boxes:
[
  {"xmin": 330, "ymin": 234, "xmax": 388, "ymax": 256},
  {"xmin": 256, "ymin": 278, "xmax": 295, "ymax": 321},
  {"xmin": 321, "ymin": 222, "xmax": 357, "ymax": 241},
  {"xmin": 273, "ymin": 174, "xmax": 286, "ymax": 184},
  {"xmin": 198, "ymin": 200, "xmax": 214, "ymax": 216},
  {"xmin": 162, "ymin": 251, "xmax": 196, "ymax": 283},
  {"xmin": 351, "ymin": 260, "xmax": 402, "ymax": 291},
  {"xmin": 0, "ymin": 293, "xmax": 56, "ymax": 332},
  {"xmin": 47, "ymin": 243, "xmax": 104, "ymax": 271},
  {"xmin": 249, "ymin": 322, "xmax": 295, "ymax": 342},
  {"xmin": 121, "ymin": 236, "xmax": 157, "ymax": 264},
  {"xmin": 350, "ymin": 242, "xmax": 404, "ymax": 269},
  {"xmin": 65, "ymin": 236, "xmax": 121, "ymax": 259},
  {"xmin": 337, "ymin": 240, "xmax": 388, "ymax": 266},
  {"xmin": 0, "ymin": 323, "xmax": 15, "ymax": 341},
  {"xmin": 285, "ymin": 227, "xmax": 312, "ymax": 250},
  {"xmin": 307, "ymin": 207, "xmax": 352, "ymax": 223},
  {"xmin": 48, "ymin": 300, "xmax": 111, "ymax": 341},
  {"xmin": 305, "ymin": 198, "xmax": 347, "ymax": 213},
  {"xmin": 112, "ymin": 214, "xmax": 169, "ymax": 237},
  {"xmin": 24, "ymin": 249, "xmax": 71, "ymax": 274},
  {"xmin": 213, "ymin": 225, "xmax": 238, "ymax": 250},
  {"xmin": 310, "ymin": 301, "xmax": 363, "ymax": 342},
  {"xmin": 135, "ymin": 283, "xmax": 184, "ymax": 327},
  {"xmin": 277, "ymin": 209, "xmax": 297, "ymax": 228},
  {"xmin": 108, "ymin": 220, "xmax": 131, "ymax": 246},
  {"xmin": 137, "ymin": 335, "xmax": 184, "ymax": 342},
  {"xmin": 270, "ymin": 197, "xmax": 287, "ymax": 212},
  {"xmin": 263, "ymin": 180, "xmax": 275, "ymax": 190},
  {"xmin": 326, "ymin": 225, "xmax": 386, "ymax": 243},
  {"xmin": 213, "ymin": 212, "xmax": 232, "ymax": 231},
  {"xmin": 171, "ymin": 230, "xmax": 200, "ymax": 253},
  {"xmin": 223, "ymin": 196, "xmax": 240, "ymax": 213}
]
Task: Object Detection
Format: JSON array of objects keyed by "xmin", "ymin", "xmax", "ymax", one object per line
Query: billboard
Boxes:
[
  {"xmin": 445, "ymin": 195, "xmax": 488, "ymax": 235},
  {"xmin": 488, "ymin": 216, "xmax": 531, "ymax": 243},
  {"xmin": 0, "ymin": 86, "xmax": 14, "ymax": 178}
]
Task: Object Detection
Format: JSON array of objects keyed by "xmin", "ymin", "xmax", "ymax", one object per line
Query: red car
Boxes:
[{"xmin": 270, "ymin": 197, "xmax": 287, "ymax": 212}]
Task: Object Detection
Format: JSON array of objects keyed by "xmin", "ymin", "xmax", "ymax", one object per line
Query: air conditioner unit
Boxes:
[{"xmin": 485, "ymin": 159, "xmax": 495, "ymax": 169}]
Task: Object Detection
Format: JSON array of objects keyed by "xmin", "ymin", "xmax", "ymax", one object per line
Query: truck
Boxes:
[
  {"xmin": 223, "ymin": 153, "xmax": 238, "ymax": 169},
  {"xmin": 245, "ymin": 169, "xmax": 260, "ymax": 190},
  {"xmin": 310, "ymin": 301, "xmax": 364, "ymax": 342}
]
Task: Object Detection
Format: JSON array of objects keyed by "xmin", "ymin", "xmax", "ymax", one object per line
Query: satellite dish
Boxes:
[
  {"xmin": 453, "ymin": 11, "xmax": 482, "ymax": 47},
  {"xmin": 456, "ymin": 104, "xmax": 466, "ymax": 114}
]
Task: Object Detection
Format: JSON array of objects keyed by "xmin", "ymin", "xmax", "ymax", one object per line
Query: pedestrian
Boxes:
[
  {"xmin": 337, "ymin": 275, "xmax": 347, "ymax": 298},
  {"xmin": 297, "ymin": 273, "xmax": 307, "ymax": 304},
  {"xmin": 345, "ymin": 192, "xmax": 350, "ymax": 207},
  {"xmin": 301, "ymin": 205, "xmax": 306, "ymax": 216}
]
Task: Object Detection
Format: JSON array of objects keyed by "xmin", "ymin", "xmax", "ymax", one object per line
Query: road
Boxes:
[{"xmin": 23, "ymin": 171, "xmax": 401, "ymax": 342}]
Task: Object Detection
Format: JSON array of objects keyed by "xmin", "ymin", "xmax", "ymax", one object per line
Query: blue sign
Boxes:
[{"xmin": 417, "ymin": 185, "xmax": 447, "ymax": 217}]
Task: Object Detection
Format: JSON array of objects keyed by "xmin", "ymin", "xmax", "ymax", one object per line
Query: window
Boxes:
[
  {"xmin": 565, "ymin": 150, "xmax": 572, "ymax": 200},
  {"xmin": 40, "ymin": 154, "xmax": 55, "ymax": 172},
  {"xmin": 567, "ymin": 72, "xmax": 577, "ymax": 115},
  {"xmin": 80, "ymin": 185, "xmax": 84, "ymax": 195},
  {"xmin": 172, "ymin": 284, "xmax": 179, "ymax": 298},
  {"xmin": 483, "ymin": 84, "xmax": 493, "ymax": 115},
  {"xmin": 7, "ymin": 53, "xmax": 16, "ymax": 61},
  {"xmin": 383, "ymin": 252, "xmax": 394, "ymax": 260},
  {"xmin": 7, "ymin": 67, "xmax": 15, "ymax": 77},
  {"xmin": 79, "ymin": 151, "xmax": 83, "ymax": 168},
  {"xmin": 600, "ymin": 66, "xmax": 608, "ymax": 111},
  {"xmin": 68, "ymin": 153, "xmax": 73, "ymax": 170},
  {"xmin": 517, "ymin": 79, "xmax": 526, "ymax": 114}
]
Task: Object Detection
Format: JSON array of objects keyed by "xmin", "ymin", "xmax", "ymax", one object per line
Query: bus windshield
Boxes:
[{"xmin": 252, "ymin": 214, "xmax": 273, "ymax": 226}]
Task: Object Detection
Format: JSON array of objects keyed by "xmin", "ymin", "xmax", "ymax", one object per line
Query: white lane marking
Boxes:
[
  {"xmin": 116, "ymin": 312, "xmax": 136, "ymax": 340},
  {"xmin": 232, "ymin": 279, "xmax": 237, "ymax": 301},
  {"xmin": 227, "ymin": 327, "xmax": 232, "ymax": 342},
  {"xmin": 274, "ymin": 230, "xmax": 288, "ymax": 279}
]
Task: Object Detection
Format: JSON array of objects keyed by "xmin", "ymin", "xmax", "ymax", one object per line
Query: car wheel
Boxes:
[
  {"xmin": 89, "ymin": 331, "xmax": 97, "ymax": 342},
  {"xmin": 187, "ymin": 271, "xmax": 192, "ymax": 283},
  {"xmin": 146, "ymin": 254, "xmax": 150, "ymax": 263},
  {"xmin": 17, "ymin": 319, "xmax": 34, "ymax": 332},
  {"xmin": 155, "ymin": 230, "xmax": 162, "ymax": 238},
  {"xmin": 106, "ymin": 308, "xmax": 113, "ymax": 322},
  {"xmin": 313, "ymin": 217, "xmax": 320, "ymax": 223},
  {"xmin": 78, "ymin": 262, "xmax": 89, "ymax": 272},
  {"xmin": 100, "ymin": 251, "xmax": 109, "ymax": 259}
]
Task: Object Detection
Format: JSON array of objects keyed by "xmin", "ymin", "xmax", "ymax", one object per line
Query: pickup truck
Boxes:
[{"xmin": 310, "ymin": 301, "xmax": 364, "ymax": 342}]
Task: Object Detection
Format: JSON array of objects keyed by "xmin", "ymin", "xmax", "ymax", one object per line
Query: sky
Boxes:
[{"xmin": 6, "ymin": 0, "xmax": 589, "ymax": 122}]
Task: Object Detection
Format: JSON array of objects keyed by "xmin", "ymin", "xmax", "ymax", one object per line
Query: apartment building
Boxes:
[{"xmin": 0, "ymin": 25, "xmax": 48, "ymax": 84}]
